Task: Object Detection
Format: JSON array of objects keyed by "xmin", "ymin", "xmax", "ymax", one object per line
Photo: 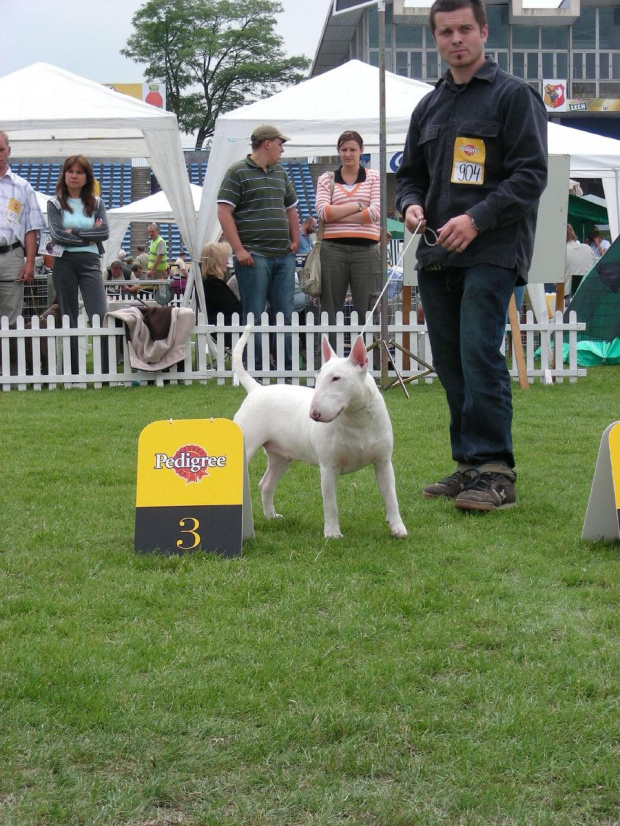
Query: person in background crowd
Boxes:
[
  {"xmin": 47, "ymin": 154, "xmax": 110, "ymax": 372},
  {"xmin": 589, "ymin": 228, "xmax": 610, "ymax": 259},
  {"xmin": 135, "ymin": 244, "xmax": 149, "ymax": 271},
  {"xmin": 171, "ymin": 249, "xmax": 189, "ymax": 297},
  {"xmin": 565, "ymin": 223, "xmax": 596, "ymax": 298},
  {"xmin": 217, "ymin": 123, "xmax": 299, "ymax": 369},
  {"xmin": 298, "ymin": 215, "xmax": 317, "ymax": 256},
  {"xmin": 395, "ymin": 0, "xmax": 548, "ymax": 513},
  {"xmin": 146, "ymin": 223, "xmax": 167, "ymax": 280},
  {"xmin": 315, "ymin": 130, "xmax": 381, "ymax": 342},
  {"xmin": 175, "ymin": 250, "xmax": 189, "ymax": 277},
  {"xmin": 201, "ymin": 241, "xmax": 241, "ymax": 336},
  {"xmin": 0, "ymin": 130, "xmax": 46, "ymax": 323},
  {"xmin": 105, "ymin": 259, "xmax": 140, "ymax": 296}
]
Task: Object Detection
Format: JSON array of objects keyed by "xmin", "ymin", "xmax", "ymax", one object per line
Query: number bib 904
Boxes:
[{"xmin": 451, "ymin": 137, "xmax": 485, "ymax": 185}]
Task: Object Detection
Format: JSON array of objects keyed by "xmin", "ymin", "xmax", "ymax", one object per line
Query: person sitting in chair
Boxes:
[{"xmin": 201, "ymin": 241, "xmax": 241, "ymax": 328}]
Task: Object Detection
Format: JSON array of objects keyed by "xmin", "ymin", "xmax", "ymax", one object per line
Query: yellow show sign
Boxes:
[
  {"xmin": 136, "ymin": 418, "xmax": 243, "ymax": 508},
  {"xmin": 610, "ymin": 422, "xmax": 620, "ymax": 513},
  {"xmin": 135, "ymin": 418, "xmax": 252, "ymax": 556},
  {"xmin": 582, "ymin": 421, "xmax": 620, "ymax": 541}
]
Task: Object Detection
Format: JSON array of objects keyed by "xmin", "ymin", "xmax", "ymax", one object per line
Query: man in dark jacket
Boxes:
[{"xmin": 395, "ymin": 0, "xmax": 548, "ymax": 512}]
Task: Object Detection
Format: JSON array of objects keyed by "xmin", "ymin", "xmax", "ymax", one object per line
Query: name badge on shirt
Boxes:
[
  {"xmin": 451, "ymin": 137, "xmax": 485, "ymax": 186},
  {"xmin": 6, "ymin": 197, "xmax": 22, "ymax": 226}
]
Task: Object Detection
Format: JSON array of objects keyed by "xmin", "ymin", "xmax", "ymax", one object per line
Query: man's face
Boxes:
[
  {"xmin": 265, "ymin": 138, "xmax": 285, "ymax": 166},
  {"xmin": 0, "ymin": 137, "xmax": 11, "ymax": 175},
  {"xmin": 432, "ymin": 7, "xmax": 487, "ymax": 77},
  {"xmin": 111, "ymin": 266, "xmax": 122, "ymax": 279},
  {"xmin": 147, "ymin": 226, "xmax": 157, "ymax": 239}
]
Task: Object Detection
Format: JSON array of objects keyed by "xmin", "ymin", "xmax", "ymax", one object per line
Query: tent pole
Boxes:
[
  {"xmin": 378, "ymin": 0, "xmax": 389, "ymax": 388},
  {"xmin": 182, "ymin": 261, "xmax": 208, "ymax": 317}
]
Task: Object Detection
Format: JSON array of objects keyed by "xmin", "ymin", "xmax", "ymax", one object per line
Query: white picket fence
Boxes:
[{"xmin": 0, "ymin": 309, "xmax": 586, "ymax": 391}]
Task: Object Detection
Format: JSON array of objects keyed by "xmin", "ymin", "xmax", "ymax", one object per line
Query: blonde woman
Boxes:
[{"xmin": 201, "ymin": 241, "xmax": 241, "ymax": 326}]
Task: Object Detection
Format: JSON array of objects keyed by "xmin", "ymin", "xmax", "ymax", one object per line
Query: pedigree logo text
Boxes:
[{"xmin": 154, "ymin": 444, "xmax": 228, "ymax": 484}]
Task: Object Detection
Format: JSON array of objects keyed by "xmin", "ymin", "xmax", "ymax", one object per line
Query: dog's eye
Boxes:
[{"xmin": 331, "ymin": 376, "xmax": 340, "ymax": 382}]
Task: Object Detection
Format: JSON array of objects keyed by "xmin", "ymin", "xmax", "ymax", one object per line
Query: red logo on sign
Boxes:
[
  {"xmin": 173, "ymin": 445, "xmax": 209, "ymax": 483},
  {"xmin": 463, "ymin": 144, "xmax": 476, "ymax": 156}
]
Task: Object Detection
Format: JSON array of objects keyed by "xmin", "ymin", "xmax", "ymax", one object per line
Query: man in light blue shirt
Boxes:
[{"xmin": 0, "ymin": 131, "xmax": 46, "ymax": 323}]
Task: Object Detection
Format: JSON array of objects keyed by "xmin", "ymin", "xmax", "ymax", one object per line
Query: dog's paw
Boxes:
[
  {"xmin": 390, "ymin": 522, "xmax": 408, "ymax": 539},
  {"xmin": 324, "ymin": 526, "xmax": 343, "ymax": 539},
  {"xmin": 264, "ymin": 510, "xmax": 283, "ymax": 520}
]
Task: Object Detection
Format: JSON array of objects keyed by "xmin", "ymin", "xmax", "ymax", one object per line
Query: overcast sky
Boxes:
[{"xmin": 3, "ymin": 0, "xmax": 332, "ymax": 83}]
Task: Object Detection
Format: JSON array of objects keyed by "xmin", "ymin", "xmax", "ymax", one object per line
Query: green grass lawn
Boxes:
[{"xmin": 1, "ymin": 370, "xmax": 619, "ymax": 825}]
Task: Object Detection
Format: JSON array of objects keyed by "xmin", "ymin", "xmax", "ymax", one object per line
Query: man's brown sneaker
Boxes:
[
  {"xmin": 422, "ymin": 470, "xmax": 475, "ymax": 499},
  {"xmin": 454, "ymin": 472, "xmax": 516, "ymax": 512}
]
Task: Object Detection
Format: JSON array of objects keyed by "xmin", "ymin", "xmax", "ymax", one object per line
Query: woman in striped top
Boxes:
[{"xmin": 315, "ymin": 130, "xmax": 381, "ymax": 334}]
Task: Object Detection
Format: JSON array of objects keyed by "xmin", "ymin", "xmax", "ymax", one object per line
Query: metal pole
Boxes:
[{"xmin": 378, "ymin": 0, "xmax": 388, "ymax": 387}]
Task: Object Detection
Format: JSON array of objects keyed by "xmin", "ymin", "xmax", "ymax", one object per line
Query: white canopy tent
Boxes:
[
  {"xmin": 548, "ymin": 122, "xmax": 620, "ymax": 239},
  {"xmin": 0, "ymin": 62, "xmax": 207, "ymax": 312},
  {"xmin": 198, "ymin": 59, "xmax": 620, "ymax": 244},
  {"xmin": 106, "ymin": 184, "xmax": 203, "ymax": 268},
  {"xmin": 198, "ymin": 60, "xmax": 433, "ymax": 243}
]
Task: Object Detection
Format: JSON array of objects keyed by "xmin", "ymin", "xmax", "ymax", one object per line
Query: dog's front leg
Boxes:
[
  {"xmin": 375, "ymin": 460, "xmax": 408, "ymax": 538},
  {"xmin": 319, "ymin": 464, "xmax": 342, "ymax": 539}
]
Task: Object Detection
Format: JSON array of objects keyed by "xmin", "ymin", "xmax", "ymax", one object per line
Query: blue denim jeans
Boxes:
[
  {"xmin": 419, "ymin": 263, "xmax": 518, "ymax": 472},
  {"xmin": 234, "ymin": 252, "xmax": 296, "ymax": 369}
]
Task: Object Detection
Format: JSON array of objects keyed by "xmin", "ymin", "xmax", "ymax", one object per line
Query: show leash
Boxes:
[{"xmin": 360, "ymin": 223, "xmax": 437, "ymax": 336}]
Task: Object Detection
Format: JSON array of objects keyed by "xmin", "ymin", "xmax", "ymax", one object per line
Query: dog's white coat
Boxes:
[{"xmin": 233, "ymin": 326, "xmax": 407, "ymax": 539}]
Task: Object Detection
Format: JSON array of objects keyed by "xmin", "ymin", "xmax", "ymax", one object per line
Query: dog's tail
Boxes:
[{"xmin": 232, "ymin": 325, "xmax": 260, "ymax": 394}]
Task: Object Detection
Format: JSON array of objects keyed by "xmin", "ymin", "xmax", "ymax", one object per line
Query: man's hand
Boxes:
[
  {"xmin": 290, "ymin": 240, "xmax": 299, "ymax": 255},
  {"xmin": 17, "ymin": 262, "xmax": 35, "ymax": 284},
  {"xmin": 235, "ymin": 247, "xmax": 254, "ymax": 267},
  {"xmin": 404, "ymin": 205, "xmax": 426, "ymax": 234},
  {"xmin": 437, "ymin": 214, "xmax": 479, "ymax": 254}
]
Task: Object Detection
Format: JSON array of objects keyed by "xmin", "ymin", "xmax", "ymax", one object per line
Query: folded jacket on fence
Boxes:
[{"xmin": 106, "ymin": 306, "xmax": 195, "ymax": 371}]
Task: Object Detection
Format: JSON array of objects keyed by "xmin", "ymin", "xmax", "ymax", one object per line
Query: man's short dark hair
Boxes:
[{"xmin": 429, "ymin": 0, "xmax": 487, "ymax": 34}]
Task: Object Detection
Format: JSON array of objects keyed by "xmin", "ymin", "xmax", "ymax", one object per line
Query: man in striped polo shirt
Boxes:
[{"xmin": 217, "ymin": 124, "xmax": 300, "ymax": 370}]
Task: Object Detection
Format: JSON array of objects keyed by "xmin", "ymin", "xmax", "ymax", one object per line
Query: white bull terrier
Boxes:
[{"xmin": 233, "ymin": 326, "xmax": 407, "ymax": 539}]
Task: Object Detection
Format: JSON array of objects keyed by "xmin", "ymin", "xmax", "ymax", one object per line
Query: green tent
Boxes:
[
  {"xmin": 567, "ymin": 194, "xmax": 608, "ymax": 242},
  {"xmin": 387, "ymin": 217, "xmax": 404, "ymax": 240},
  {"xmin": 563, "ymin": 234, "xmax": 620, "ymax": 365}
]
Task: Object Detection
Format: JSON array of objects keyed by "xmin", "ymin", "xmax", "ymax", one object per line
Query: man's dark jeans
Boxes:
[{"xmin": 419, "ymin": 263, "xmax": 517, "ymax": 471}]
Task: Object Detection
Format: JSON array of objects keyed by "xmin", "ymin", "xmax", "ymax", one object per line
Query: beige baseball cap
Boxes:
[{"xmin": 251, "ymin": 124, "xmax": 291, "ymax": 143}]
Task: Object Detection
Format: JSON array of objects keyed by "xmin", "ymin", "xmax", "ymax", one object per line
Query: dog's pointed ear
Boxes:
[
  {"xmin": 349, "ymin": 336, "xmax": 368, "ymax": 369},
  {"xmin": 322, "ymin": 334, "xmax": 336, "ymax": 363}
]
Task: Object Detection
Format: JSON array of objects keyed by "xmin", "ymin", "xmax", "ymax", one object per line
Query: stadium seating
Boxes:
[{"xmin": 13, "ymin": 159, "xmax": 317, "ymax": 259}]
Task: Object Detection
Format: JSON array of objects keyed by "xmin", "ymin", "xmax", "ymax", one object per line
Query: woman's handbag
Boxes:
[
  {"xmin": 299, "ymin": 234, "xmax": 323, "ymax": 297},
  {"xmin": 299, "ymin": 173, "xmax": 334, "ymax": 298}
]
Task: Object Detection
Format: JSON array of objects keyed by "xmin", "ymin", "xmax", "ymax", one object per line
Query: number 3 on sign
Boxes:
[{"xmin": 177, "ymin": 517, "xmax": 201, "ymax": 550}]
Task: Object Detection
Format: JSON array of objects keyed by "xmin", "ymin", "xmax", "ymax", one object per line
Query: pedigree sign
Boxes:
[
  {"xmin": 135, "ymin": 418, "xmax": 253, "ymax": 556},
  {"xmin": 582, "ymin": 421, "xmax": 620, "ymax": 542}
]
